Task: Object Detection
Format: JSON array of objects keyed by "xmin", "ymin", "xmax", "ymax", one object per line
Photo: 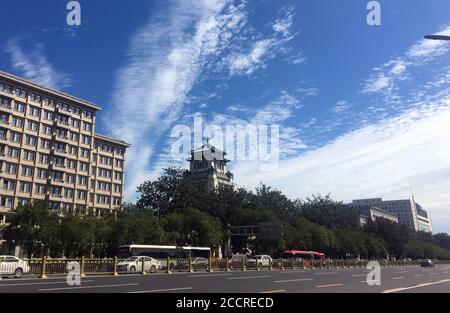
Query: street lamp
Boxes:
[{"xmin": 424, "ymin": 35, "xmax": 450, "ymax": 41}]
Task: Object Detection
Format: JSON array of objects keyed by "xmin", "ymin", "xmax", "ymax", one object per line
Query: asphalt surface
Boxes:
[{"xmin": 1, "ymin": 265, "xmax": 449, "ymax": 293}]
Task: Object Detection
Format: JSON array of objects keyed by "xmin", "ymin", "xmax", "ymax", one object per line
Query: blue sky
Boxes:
[{"xmin": 1, "ymin": 0, "xmax": 450, "ymax": 232}]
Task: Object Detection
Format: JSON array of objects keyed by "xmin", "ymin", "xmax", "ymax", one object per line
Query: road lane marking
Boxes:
[
  {"xmin": 430, "ymin": 273, "xmax": 439, "ymax": 275},
  {"xmin": 392, "ymin": 277, "xmax": 405, "ymax": 280},
  {"xmin": 129, "ymin": 287, "xmax": 194, "ymax": 293},
  {"xmin": 274, "ymin": 278, "xmax": 314, "ymax": 283},
  {"xmin": 394, "ymin": 271, "xmax": 408, "ymax": 274},
  {"xmin": 314, "ymin": 272, "xmax": 338, "ymax": 275},
  {"xmin": 352, "ymin": 274, "xmax": 367, "ymax": 277},
  {"xmin": 414, "ymin": 274, "xmax": 423, "ymax": 277},
  {"xmin": 382, "ymin": 279, "xmax": 450, "ymax": 293},
  {"xmin": 0, "ymin": 280, "xmax": 95, "ymax": 287},
  {"xmin": 38, "ymin": 283, "xmax": 139, "ymax": 292},
  {"xmin": 228, "ymin": 275, "xmax": 271, "ymax": 280},
  {"xmin": 315, "ymin": 283, "xmax": 343, "ymax": 288},
  {"xmin": 188, "ymin": 274, "xmax": 232, "ymax": 278},
  {"xmin": 259, "ymin": 290, "xmax": 286, "ymax": 294}
]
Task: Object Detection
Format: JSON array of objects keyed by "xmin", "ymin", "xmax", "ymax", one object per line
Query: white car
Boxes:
[
  {"xmin": 116, "ymin": 256, "xmax": 161, "ymax": 274},
  {"xmin": 0, "ymin": 255, "xmax": 30, "ymax": 278},
  {"xmin": 246, "ymin": 255, "xmax": 272, "ymax": 269}
]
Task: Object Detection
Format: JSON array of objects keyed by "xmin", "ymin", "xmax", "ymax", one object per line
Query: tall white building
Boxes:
[{"xmin": 351, "ymin": 197, "xmax": 433, "ymax": 233}]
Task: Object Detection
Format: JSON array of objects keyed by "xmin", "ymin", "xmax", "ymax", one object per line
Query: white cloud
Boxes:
[
  {"xmin": 5, "ymin": 38, "xmax": 72, "ymax": 90},
  {"xmin": 104, "ymin": 0, "xmax": 249, "ymax": 200},
  {"xmin": 332, "ymin": 100, "xmax": 352, "ymax": 113},
  {"xmin": 232, "ymin": 96, "xmax": 450, "ymax": 233},
  {"xmin": 228, "ymin": 39, "xmax": 274, "ymax": 75},
  {"xmin": 297, "ymin": 87, "xmax": 319, "ymax": 97},
  {"xmin": 407, "ymin": 26, "xmax": 450, "ymax": 61},
  {"xmin": 226, "ymin": 5, "xmax": 297, "ymax": 76}
]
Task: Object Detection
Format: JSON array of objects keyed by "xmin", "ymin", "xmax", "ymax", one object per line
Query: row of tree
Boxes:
[{"xmin": 1, "ymin": 168, "xmax": 450, "ymax": 260}]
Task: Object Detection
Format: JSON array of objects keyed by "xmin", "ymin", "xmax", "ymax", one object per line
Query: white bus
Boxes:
[{"xmin": 117, "ymin": 245, "xmax": 211, "ymax": 260}]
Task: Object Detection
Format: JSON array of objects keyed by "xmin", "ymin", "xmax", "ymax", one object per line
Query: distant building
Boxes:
[
  {"xmin": 188, "ymin": 142, "xmax": 234, "ymax": 191},
  {"xmin": 355, "ymin": 206, "xmax": 399, "ymax": 226},
  {"xmin": 351, "ymin": 198, "xmax": 433, "ymax": 233}
]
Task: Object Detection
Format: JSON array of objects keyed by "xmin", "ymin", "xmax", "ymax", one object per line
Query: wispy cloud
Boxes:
[
  {"xmin": 225, "ymin": 6, "xmax": 297, "ymax": 76},
  {"xmin": 5, "ymin": 38, "xmax": 72, "ymax": 90},
  {"xmin": 105, "ymin": 0, "xmax": 249, "ymax": 200},
  {"xmin": 332, "ymin": 100, "xmax": 352, "ymax": 113}
]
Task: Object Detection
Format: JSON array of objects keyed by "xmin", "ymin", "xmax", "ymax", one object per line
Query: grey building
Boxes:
[
  {"xmin": 351, "ymin": 198, "xmax": 433, "ymax": 233},
  {"xmin": 188, "ymin": 142, "xmax": 234, "ymax": 191},
  {"xmin": 356, "ymin": 206, "xmax": 399, "ymax": 226}
]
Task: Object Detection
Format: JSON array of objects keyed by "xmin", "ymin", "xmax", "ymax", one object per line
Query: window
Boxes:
[
  {"xmin": 43, "ymin": 97, "xmax": 55, "ymax": 108},
  {"xmin": 114, "ymin": 171, "xmax": 122, "ymax": 180},
  {"xmin": 79, "ymin": 162, "xmax": 88, "ymax": 172},
  {"xmin": 43, "ymin": 110, "xmax": 54, "ymax": 121},
  {"xmin": 81, "ymin": 135, "xmax": 91, "ymax": 145},
  {"xmin": 66, "ymin": 174, "xmax": 75, "ymax": 184},
  {"xmin": 9, "ymin": 131, "xmax": 22, "ymax": 143},
  {"xmin": 0, "ymin": 82, "xmax": 13, "ymax": 94},
  {"xmin": 83, "ymin": 110, "xmax": 93, "ymax": 119},
  {"xmin": 67, "ymin": 159, "xmax": 76, "ymax": 169},
  {"xmin": 41, "ymin": 124, "xmax": 53, "ymax": 135},
  {"xmin": 78, "ymin": 176, "xmax": 87, "ymax": 186},
  {"xmin": 15, "ymin": 87, "xmax": 27, "ymax": 99},
  {"xmin": 77, "ymin": 190, "xmax": 86, "ymax": 200},
  {"xmin": 82, "ymin": 122, "xmax": 92, "ymax": 132},
  {"xmin": 0, "ymin": 113, "xmax": 8, "ymax": 124},
  {"xmin": 3, "ymin": 180, "xmax": 16, "ymax": 191},
  {"xmin": 24, "ymin": 135, "xmax": 37, "ymax": 146},
  {"xmin": 80, "ymin": 148, "xmax": 90, "ymax": 158},
  {"xmin": 23, "ymin": 150, "xmax": 35, "ymax": 162},
  {"xmin": 28, "ymin": 106, "xmax": 41, "ymax": 118},
  {"xmin": 64, "ymin": 188, "xmax": 74, "ymax": 198},
  {"xmin": 0, "ymin": 97, "xmax": 10, "ymax": 109},
  {"xmin": 114, "ymin": 184, "xmax": 122, "ymax": 193},
  {"xmin": 13, "ymin": 102, "xmax": 25, "ymax": 113},
  {"xmin": 39, "ymin": 153, "xmax": 49, "ymax": 164},
  {"xmin": 72, "ymin": 106, "xmax": 81, "ymax": 115},
  {"xmin": 0, "ymin": 128, "xmax": 6, "ymax": 140},
  {"xmin": 30, "ymin": 93, "xmax": 42, "ymax": 103},
  {"xmin": 26, "ymin": 120, "xmax": 39, "ymax": 132},
  {"xmin": 40, "ymin": 139, "xmax": 51, "ymax": 150},
  {"xmin": 68, "ymin": 145, "xmax": 77, "ymax": 155},
  {"xmin": 71, "ymin": 119, "xmax": 80, "ymax": 128},
  {"xmin": 37, "ymin": 169, "xmax": 48, "ymax": 179},
  {"xmin": 21, "ymin": 166, "xmax": 34, "ymax": 177},
  {"xmin": 70, "ymin": 132, "xmax": 78, "ymax": 142},
  {"xmin": 36, "ymin": 185, "xmax": 47, "ymax": 195},
  {"xmin": 19, "ymin": 182, "xmax": 32, "ymax": 193},
  {"xmin": 11, "ymin": 116, "xmax": 23, "ymax": 128},
  {"xmin": 115, "ymin": 159, "xmax": 123, "ymax": 168},
  {"xmin": 7, "ymin": 147, "xmax": 20, "ymax": 159},
  {"xmin": 5, "ymin": 163, "xmax": 18, "ymax": 174},
  {"xmin": 1, "ymin": 197, "xmax": 14, "ymax": 208}
]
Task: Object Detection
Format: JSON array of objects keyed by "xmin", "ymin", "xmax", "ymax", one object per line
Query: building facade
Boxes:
[
  {"xmin": 351, "ymin": 198, "xmax": 433, "ymax": 233},
  {"xmin": 0, "ymin": 71, "xmax": 130, "ymax": 224},
  {"xmin": 188, "ymin": 142, "xmax": 234, "ymax": 191},
  {"xmin": 356, "ymin": 206, "xmax": 399, "ymax": 226}
]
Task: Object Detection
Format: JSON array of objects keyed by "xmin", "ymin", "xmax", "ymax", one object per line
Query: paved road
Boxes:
[{"xmin": 1, "ymin": 265, "xmax": 449, "ymax": 293}]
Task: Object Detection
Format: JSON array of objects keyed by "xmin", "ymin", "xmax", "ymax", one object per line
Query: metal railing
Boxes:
[{"xmin": 1, "ymin": 257, "xmax": 448, "ymax": 279}]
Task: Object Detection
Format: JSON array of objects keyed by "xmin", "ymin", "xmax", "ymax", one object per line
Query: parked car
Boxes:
[
  {"xmin": 176, "ymin": 257, "xmax": 208, "ymax": 270},
  {"xmin": 116, "ymin": 256, "xmax": 161, "ymax": 274},
  {"xmin": 246, "ymin": 255, "xmax": 272, "ymax": 270},
  {"xmin": 420, "ymin": 259, "xmax": 435, "ymax": 268},
  {"xmin": 0, "ymin": 255, "xmax": 30, "ymax": 278},
  {"xmin": 229, "ymin": 254, "xmax": 248, "ymax": 265}
]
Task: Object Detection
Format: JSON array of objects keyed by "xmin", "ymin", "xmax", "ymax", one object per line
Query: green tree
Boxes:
[{"xmin": 3, "ymin": 201, "xmax": 59, "ymax": 258}]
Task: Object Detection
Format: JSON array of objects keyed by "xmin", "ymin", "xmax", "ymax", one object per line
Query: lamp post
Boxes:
[{"xmin": 424, "ymin": 35, "xmax": 450, "ymax": 41}]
